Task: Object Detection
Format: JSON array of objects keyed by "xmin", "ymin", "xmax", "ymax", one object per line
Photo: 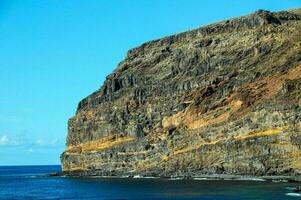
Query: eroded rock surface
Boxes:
[{"xmin": 61, "ymin": 9, "xmax": 301, "ymax": 177}]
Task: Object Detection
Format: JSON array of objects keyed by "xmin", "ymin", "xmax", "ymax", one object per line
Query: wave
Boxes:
[
  {"xmin": 0, "ymin": 173, "xmax": 46, "ymax": 178},
  {"xmin": 236, "ymin": 177, "xmax": 266, "ymax": 181},
  {"xmin": 192, "ymin": 177, "xmax": 267, "ymax": 181},
  {"xmin": 286, "ymin": 193, "xmax": 301, "ymax": 197},
  {"xmin": 169, "ymin": 177, "xmax": 184, "ymax": 180},
  {"xmin": 272, "ymin": 179, "xmax": 288, "ymax": 183},
  {"xmin": 133, "ymin": 175, "xmax": 142, "ymax": 178},
  {"xmin": 193, "ymin": 177, "xmax": 209, "ymax": 180},
  {"xmin": 286, "ymin": 186, "xmax": 298, "ymax": 191}
]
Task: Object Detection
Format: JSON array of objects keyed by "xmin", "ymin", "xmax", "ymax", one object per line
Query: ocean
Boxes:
[{"xmin": 0, "ymin": 165, "xmax": 300, "ymax": 200}]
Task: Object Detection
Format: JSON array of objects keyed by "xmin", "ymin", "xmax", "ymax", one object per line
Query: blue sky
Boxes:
[{"xmin": 0, "ymin": 0, "xmax": 300, "ymax": 166}]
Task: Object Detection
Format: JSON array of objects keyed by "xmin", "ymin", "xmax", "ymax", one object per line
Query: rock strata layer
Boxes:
[{"xmin": 61, "ymin": 9, "xmax": 301, "ymax": 178}]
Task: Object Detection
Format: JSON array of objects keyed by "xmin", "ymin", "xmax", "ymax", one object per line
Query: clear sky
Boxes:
[{"xmin": 0, "ymin": 0, "xmax": 300, "ymax": 166}]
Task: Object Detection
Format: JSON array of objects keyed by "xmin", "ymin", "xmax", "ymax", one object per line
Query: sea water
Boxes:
[{"xmin": 0, "ymin": 165, "xmax": 299, "ymax": 200}]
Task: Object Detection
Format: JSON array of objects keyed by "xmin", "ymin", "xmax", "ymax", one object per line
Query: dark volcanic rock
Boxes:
[{"xmin": 61, "ymin": 8, "xmax": 301, "ymax": 178}]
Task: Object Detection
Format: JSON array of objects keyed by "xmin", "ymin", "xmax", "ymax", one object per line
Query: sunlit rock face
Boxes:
[{"xmin": 61, "ymin": 9, "xmax": 301, "ymax": 177}]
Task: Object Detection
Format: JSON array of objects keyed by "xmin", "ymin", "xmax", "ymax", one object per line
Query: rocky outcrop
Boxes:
[{"xmin": 61, "ymin": 9, "xmax": 301, "ymax": 178}]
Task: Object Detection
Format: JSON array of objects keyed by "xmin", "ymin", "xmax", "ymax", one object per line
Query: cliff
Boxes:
[{"xmin": 61, "ymin": 9, "xmax": 301, "ymax": 178}]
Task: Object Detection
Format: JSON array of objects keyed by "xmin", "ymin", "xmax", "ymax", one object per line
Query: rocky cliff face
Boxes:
[{"xmin": 61, "ymin": 9, "xmax": 301, "ymax": 178}]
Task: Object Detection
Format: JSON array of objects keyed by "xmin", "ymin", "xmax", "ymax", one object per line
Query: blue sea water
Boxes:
[{"xmin": 0, "ymin": 165, "xmax": 300, "ymax": 200}]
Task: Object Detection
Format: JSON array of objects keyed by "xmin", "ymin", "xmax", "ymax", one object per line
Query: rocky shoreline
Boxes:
[{"xmin": 59, "ymin": 171, "xmax": 301, "ymax": 182}]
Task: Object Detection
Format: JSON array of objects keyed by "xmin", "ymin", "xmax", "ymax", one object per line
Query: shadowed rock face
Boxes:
[{"xmin": 61, "ymin": 9, "xmax": 301, "ymax": 177}]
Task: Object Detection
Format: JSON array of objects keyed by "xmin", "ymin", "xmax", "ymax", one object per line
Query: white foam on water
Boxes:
[
  {"xmin": 272, "ymin": 179, "xmax": 288, "ymax": 183},
  {"xmin": 286, "ymin": 193, "xmax": 301, "ymax": 197},
  {"xmin": 236, "ymin": 177, "xmax": 266, "ymax": 181},
  {"xmin": 169, "ymin": 177, "xmax": 183, "ymax": 180},
  {"xmin": 193, "ymin": 177, "xmax": 209, "ymax": 180}
]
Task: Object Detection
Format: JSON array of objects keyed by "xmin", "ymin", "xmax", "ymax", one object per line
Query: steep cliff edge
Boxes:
[{"xmin": 61, "ymin": 9, "xmax": 301, "ymax": 178}]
